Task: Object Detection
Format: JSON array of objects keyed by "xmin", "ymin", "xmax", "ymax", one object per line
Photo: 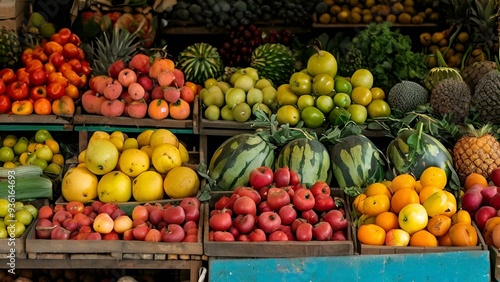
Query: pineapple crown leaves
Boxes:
[{"xmin": 251, "ymin": 110, "xmax": 317, "ymax": 147}]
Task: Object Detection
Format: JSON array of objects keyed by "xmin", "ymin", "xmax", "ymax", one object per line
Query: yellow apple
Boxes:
[{"xmin": 398, "ymin": 203, "xmax": 428, "ymax": 235}]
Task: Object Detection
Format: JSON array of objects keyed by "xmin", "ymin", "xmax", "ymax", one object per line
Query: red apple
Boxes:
[
  {"xmin": 312, "ymin": 221, "xmax": 333, "ymax": 241},
  {"xmin": 481, "ymin": 186, "xmax": 498, "ymax": 206},
  {"xmin": 267, "ymin": 187, "xmax": 291, "ymax": 211},
  {"xmin": 323, "ymin": 209, "xmax": 348, "ymax": 231},
  {"xmin": 149, "ymin": 209, "xmax": 164, "ymax": 226},
  {"xmin": 258, "ymin": 187, "xmax": 269, "ymax": 201},
  {"xmin": 274, "ymin": 167, "xmax": 290, "ymax": 187},
  {"xmin": 475, "ymin": 206, "xmax": 497, "ymax": 231},
  {"xmin": 248, "ymin": 166, "xmax": 274, "ymax": 189},
  {"xmin": 385, "ymin": 229, "xmax": 410, "ymax": 246},
  {"xmin": 289, "ymin": 169, "xmax": 301, "ymax": 186},
  {"xmin": 491, "ymin": 192, "xmax": 500, "ymax": 210},
  {"xmin": 257, "ymin": 211, "xmax": 281, "ymax": 233},
  {"xmin": 310, "ymin": 181, "xmax": 331, "ymax": 197}
]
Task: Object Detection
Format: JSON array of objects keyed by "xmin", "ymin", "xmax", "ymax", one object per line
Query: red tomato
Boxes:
[
  {"xmin": 0, "ymin": 94, "xmax": 11, "ymax": 114},
  {"xmin": 6, "ymin": 81, "xmax": 29, "ymax": 101}
]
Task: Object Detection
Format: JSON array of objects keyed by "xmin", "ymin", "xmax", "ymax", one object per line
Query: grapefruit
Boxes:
[
  {"xmin": 133, "ymin": 171, "xmax": 164, "ymax": 201},
  {"xmin": 164, "ymin": 166, "xmax": 200, "ymax": 199},
  {"xmin": 62, "ymin": 167, "xmax": 98, "ymax": 202},
  {"xmin": 118, "ymin": 148, "xmax": 150, "ymax": 177},
  {"xmin": 85, "ymin": 138, "xmax": 119, "ymax": 175},
  {"xmin": 97, "ymin": 171, "xmax": 132, "ymax": 203}
]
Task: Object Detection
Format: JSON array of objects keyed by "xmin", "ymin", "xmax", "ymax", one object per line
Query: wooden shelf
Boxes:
[
  {"xmin": 163, "ymin": 20, "xmax": 312, "ymax": 35},
  {"xmin": 312, "ymin": 23, "xmax": 438, "ymax": 28}
]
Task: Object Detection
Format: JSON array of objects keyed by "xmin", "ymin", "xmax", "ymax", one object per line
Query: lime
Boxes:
[
  {"xmin": 367, "ymin": 100, "xmax": 391, "ymax": 118},
  {"xmin": 315, "ymin": 95, "xmax": 335, "ymax": 114},
  {"xmin": 347, "ymin": 104, "xmax": 368, "ymax": 124},
  {"xmin": 0, "ymin": 147, "xmax": 15, "ymax": 162},
  {"xmin": 276, "ymin": 105, "xmax": 300, "ymax": 126},
  {"xmin": 334, "ymin": 77, "xmax": 353, "ymax": 95},
  {"xmin": 297, "ymin": 95, "xmax": 315, "ymax": 111},
  {"xmin": 351, "ymin": 69, "xmax": 374, "ymax": 89},
  {"xmin": 301, "ymin": 106, "xmax": 325, "ymax": 128},
  {"xmin": 333, "ymin": 93, "xmax": 352, "ymax": 108}
]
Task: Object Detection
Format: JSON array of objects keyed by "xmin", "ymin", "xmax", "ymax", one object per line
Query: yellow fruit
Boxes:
[
  {"xmin": 85, "ymin": 138, "xmax": 119, "ymax": 175},
  {"xmin": 61, "ymin": 166, "xmax": 98, "ymax": 202},
  {"xmin": 132, "ymin": 171, "xmax": 164, "ymax": 202},
  {"xmin": 164, "ymin": 166, "xmax": 200, "ymax": 199},
  {"xmin": 370, "ymin": 87, "xmax": 385, "ymax": 100},
  {"xmin": 44, "ymin": 139, "xmax": 60, "ymax": 154},
  {"xmin": 97, "ymin": 171, "xmax": 132, "ymax": 203},
  {"xmin": 2, "ymin": 135, "xmax": 17, "ymax": 148},
  {"xmin": 276, "ymin": 105, "xmax": 300, "ymax": 126},
  {"xmin": 149, "ymin": 129, "xmax": 179, "ymax": 150},
  {"xmin": 89, "ymin": 131, "xmax": 110, "ymax": 141},
  {"xmin": 123, "ymin": 138, "xmax": 139, "ymax": 150},
  {"xmin": 178, "ymin": 142, "xmax": 190, "ymax": 164},
  {"xmin": 77, "ymin": 150, "xmax": 86, "ymax": 163},
  {"xmin": 109, "ymin": 136, "xmax": 124, "ymax": 152},
  {"xmin": 152, "ymin": 144, "xmax": 182, "ymax": 173},
  {"xmin": 51, "ymin": 153, "xmax": 65, "ymax": 167},
  {"xmin": 110, "ymin": 131, "xmax": 126, "ymax": 142},
  {"xmin": 351, "ymin": 86, "xmax": 372, "ymax": 106},
  {"xmin": 350, "ymin": 69, "xmax": 374, "ymax": 89},
  {"xmin": 119, "ymin": 148, "xmax": 150, "ymax": 177},
  {"xmin": 137, "ymin": 129, "xmax": 155, "ymax": 147},
  {"xmin": 3, "ymin": 162, "xmax": 16, "ymax": 168}
]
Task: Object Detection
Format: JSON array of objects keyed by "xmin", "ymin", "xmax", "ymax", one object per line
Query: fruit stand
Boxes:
[{"xmin": 1, "ymin": 0, "xmax": 500, "ymax": 281}]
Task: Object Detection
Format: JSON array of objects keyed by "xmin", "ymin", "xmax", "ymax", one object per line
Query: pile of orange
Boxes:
[{"xmin": 354, "ymin": 166, "xmax": 479, "ymax": 247}]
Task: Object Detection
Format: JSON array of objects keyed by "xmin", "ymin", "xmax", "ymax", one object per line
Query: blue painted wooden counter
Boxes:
[{"xmin": 209, "ymin": 251, "xmax": 490, "ymax": 281}]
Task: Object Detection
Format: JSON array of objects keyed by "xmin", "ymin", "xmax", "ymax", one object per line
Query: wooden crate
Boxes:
[
  {"xmin": 490, "ymin": 246, "xmax": 500, "ymax": 281},
  {"xmin": 0, "ymin": 113, "xmax": 72, "ymax": 128},
  {"xmin": 357, "ymin": 222, "xmax": 487, "ymax": 255},
  {"xmin": 203, "ymin": 190, "xmax": 355, "ymax": 258},
  {"xmin": 0, "ymin": 0, "xmax": 29, "ymax": 20},
  {"xmin": 25, "ymin": 202, "xmax": 206, "ymax": 259}
]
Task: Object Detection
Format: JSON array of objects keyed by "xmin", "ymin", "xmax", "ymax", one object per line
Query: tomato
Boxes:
[
  {"xmin": 46, "ymin": 82, "xmax": 66, "ymax": 100},
  {"xmin": 0, "ymin": 94, "xmax": 11, "ymax": 114},
  {"xmin": 276, "ymin": 105, "xmax": 300, "ymax": 126},
  {"xmin": 333, "ymin": 93, "xmax": 351, "ymax": 108},
  {"xmin": 25, "ymin": 59, "xmax": 44, "ymax": 73},
  {"xmin": 347, "ymin": 104, "xmax": 367, "ymax": 124},
  {"xmin": 51, "ymin": 28, "xmax": 71, "ymax": 45},
  {"xmin": 34, "ymin": 97, "xmax": 52, "ymax": 115},
  {"xmin": 68, "ymin": 33, "xmax": 81, "ymax": 46},
  {"xmin": 29, "ymin": 68, "xmax": 47, "ymax": 86},
  {"xmin": 63, "ymin": 43, "xmax": 80, "ymax": 59},
  {"xmin": 367, "ymin": 99, "xmax": 391, "ymax": 118},
  {"xmin": 312, "ymin": 73, "xmax": 334, "ymax": 96},
  {"xmin": 0, "ymin": 69, "xmax": 16, "ymax": 85},
  {"xmin": 67, "ymin": 59, "xmax": 82, "ymax": 74},
  {"xmin": 0, "ymin": 78, "xmax": 5, "ymax": 95},
  {"xmin": 80, "ymin": 61, "xmax": 92, "ymax": 76},
  {"xmin": 48, "ymin": 72, "xmax": 68, "ymax": 86},
  {"xmin": 44, "ymin": 62, "xmax": 56, "ymax": 74},
  {"xmin": 65, "ymin": 84, "xmax": 80, "ymax": 100},
  {"xmin": 29, "ymin": 85, "xmax": 47, "ymax": 101},
  {"xmin": 11, "ymin": 100, "xmax": 33, "ymax": 115},
  {"xmin": 289, "ymin": 72, "xmax": 312, "ymax": 96},
  {"xmin": 16, "ymin": 68, "xmax": 30, "ymax": 84},
  {"xmin": 301, "ymin": 106, "xmax": 325, "ymax": 128},
  {"xmin": 6, "ymin": 81, "xmax": 29, "ymax": 101}
]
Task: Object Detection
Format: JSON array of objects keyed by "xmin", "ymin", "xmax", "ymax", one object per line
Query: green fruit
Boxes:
[
  {"xmin": 29, "ymin": 12, "xmax": 46, "ymax": 28},
  {"xmin": 35, "ymin": 129, "xmax": 52, "ymax": 143},
  {"xmin": 333, "ymin": 93, "xmax": 352, "ymax": 108},
  {"xmin": 301, "ymin": 106, "xmax": 325, "ymax": 128},
  {"xmin": 203, "ymin": 86, "xmax": 225, "ymax": 107},
  {"xmin": 204, "ymin": 105, "xmax": 221, "ymax": 120},
  {"xmin": 312, "ymin": 73, "xmax": 335, "ymax": 96},
  {"xmin": 0, "ymin": 147, "xmax": 15, "ymax": 162},
  {"xmin": 40, "ymin": 23, "xmax": 56, "ymax": 38},
  {"xmin": 232, "ymin": 102, "xmax": 252, "ymax": 123},
  {"xmin": 252, "ymin": 103, "xmax": 272, "ymax": 117},
  {"xmin": 225, "ymin": 88, "xmax": 246, "ymax": 109},
  {"xmin": 220, "ymin": 105, "xmax": 235, "ymax": 121},
  {"xmin": 13, "ymin": 138, "xmax": 29, "ymax": 155},
  {"xmin": 297, "ymin": 95, "xmax": 315, "ymax": 111},
  {"xmin": 262, "ymin": 86, "xmax": 277, "ymax": 106},
  {"xmin": 255, "ymin": 78, "xmax": 273, "ymax": 89},
  {"xmin": 315, "ymin": 95, "xmax": 335, "ymax": 114},
  {"xmin": 246, "ymin": 88, "xmax": 263, "ymax": 106}
]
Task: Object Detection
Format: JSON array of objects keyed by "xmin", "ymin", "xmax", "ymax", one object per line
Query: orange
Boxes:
[
  {"xmin": 419, "ymin": 166, "xmax": 447, "ymax": 190},
  {"xmin": 375, "ymin": 211, "xmax": 399, "ymax": 232},
  {"xmin": 391, "ymin": 188, "xmax": 419, "ymax": 214},
  {"xmin": 427, "ymin": 215, "xmax": 452, "ymax": 237},
  {"xmin": 365, "ymin": 182, "xmax": 392, "ymax": 200},
  {"xmin": 484, "ymin": 216, "xmax": 500, "ymax": 233},
  {"xmin": 357, "ymin": 224, "xmax": 386, "ymax": 245},
  {"xmin": 391, "ymin": 174, "xmax": 416, "ymax": 192},
  {"xmin": 438, "ymin": 231, "xmax": 452, "ymax": 246},
  {"xmin": 409, "ymin": 230, "xmax": 438, "ymax": 247},
  {"xmin": 448, "ymin": 222, "xmax": 478, "ymax": 246},
  {"xmin": 414, "ymin": 180, "xmax": 423, "ymax": 194},
  {"xmin": 418, "ymin": 186, "xmax": 441, "ymax": 204},
  {"xmin": 352, "ymin": 193, "xmax": 367, "ymax": 215},
  {"xmin": 464, "ymin": 173, "xmax": 488, "ymax": 191},
  {"xmin": 363, "ymin": 194, "xmax": 390, "ymax": 217}
]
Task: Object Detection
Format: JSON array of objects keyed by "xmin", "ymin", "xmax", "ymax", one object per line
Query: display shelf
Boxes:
[
  {"xmin": 0, "ymin": 114, "xmax": 73, "ymax": 131},
  {"xmin": 312, "ymin": 22, "xmax": 438, "ymax": 28},
  {"xmin": 208, "ymin": 250, "xmax": 490, "ymax": 281}
]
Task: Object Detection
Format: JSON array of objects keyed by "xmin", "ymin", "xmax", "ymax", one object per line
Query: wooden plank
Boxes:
[
  {"xmin": 208, "ymin": 251, "xmax": 490, "ymax": 281},
  {"xmin": 204, "ymin": 191, "xmax": 354, "ymax": 257},
  {"xmin": 490, "ymin": 247, "xmax": 500, "ymax": 281},
  {"xmin": 0, "ymin": 113, "xmax": 71, "ymax": 124}
]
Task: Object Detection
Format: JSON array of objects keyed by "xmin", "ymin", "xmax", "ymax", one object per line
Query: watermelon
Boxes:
[
  {"xmin": 208, "ymin": 133, "xmax": 275, "ymax": 191},
  {"xmin": 250, "ymin": 43, "xmax": 295, "ymax": 86},
  {"xmin": 330, "ymin": 135, "xmax": 387, "ymax": 191},
  {"xmin": 177, "ymin": 42, "xmax": 223, "ymax": 85},
  {"xmin": 386, "ymin": 127, "xmax": 460, "ymax": 190},
  {"xmin": 275, "ymin": 138, "xmax": 331, "ymax": 186}
]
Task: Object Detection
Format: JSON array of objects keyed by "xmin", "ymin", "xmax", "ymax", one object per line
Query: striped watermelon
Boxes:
[
  {"xmin": 250, "ymin": 43, "xmax": 295, "ymax": 86},
  {"xmin": 275, "ymin": 138, "xmax": 331, "ymax": 186},
  {"xmin": 386, "ymin": 127, "xmax": 460, "ymax": 190},
  {"xmin": 330, "ymin": 135, "xmax": 387, "ymax": 191},
  {"xmin": 177, "ymin": 42, "xmax": 223, "ymax": 85},
  {"xmin": 208, "ymin": 133, "xmax": 275, "ymax": 191}
]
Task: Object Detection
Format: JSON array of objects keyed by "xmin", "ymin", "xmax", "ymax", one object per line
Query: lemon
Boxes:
[{"xmin": 164, "ymin": 166, "xmax": 200, "ymax": 199}]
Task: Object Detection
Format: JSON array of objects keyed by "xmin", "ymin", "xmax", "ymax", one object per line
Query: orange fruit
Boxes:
[
  {"xmin": 409, "ymin": 230, "xmax": 438, "ymax": 247},
  {"xmin": 391, "ymin": 174, "xmax": 416, "ymax": 192},
  {"xmin": 441, "ymin": 190, "xmax": 457, "ymax": 218},
  {"xmin": 370, "ymin": 87, "xmax": 385, "ymax": 100},
  {"xmin": 419, "ymin": 166, "xmax": 447, "ymax": 190},
  {"xmin": 375, "ymin": 211, "xmax": 399, "ymax": 232},
  {"xmin": 357, "ymin": 224, "xmax": 386, "ymax": 245},
  {"xmin": 464, "ymin": 173, "xmax": 488, "ymax": 192},
  {"xmin": 448, "ymin": 222, "xmax": 478, "ymax": 246},
  {"xmin": 352, "ymin": 193, "xmax": 367, "ymax": 215},
  {"xmin": 414, "ymin": 180, "xmax": 423, "ymax": 194},
  {"xmin": 438, "ymin": 231, "xmax": 452, "ymax": 246},
  {"xmin": 484, "ymin": 216, "xmax": 500, "ymax": 233},
  {"xmin": 391, "ymin": 188, "xmax": 419, "ymax": 214},
  {"xmin": 418, "ymin": 186, "xmax": 441, "ymax": 204},
  {"xmin": 427, "ymin": 215, "xmax": 452, "ymax": 237},
  {"xmin": 365, "ymin": 182, "xmax": 392, "ymax": 200},
  {"xmin": 452, "ymin": 210, "xmax": 472, "ymax": 225},
  {"xmin": 363, "ymin": 194, "xmax": 390, "ymax": 216}
]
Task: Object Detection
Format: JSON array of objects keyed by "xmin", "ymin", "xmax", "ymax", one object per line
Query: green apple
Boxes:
[
  {"xmin": 32, "ymin": 158, "xmax": 48, "ymax": 170},
  {"xmin": 262, "ymin": 86, "xmax": 277, "ymax": 106},
  {"xmin": 220, "ymin": 105, "xmax": 235, "ymax": 121},
  {"xmin": 333, "ymin": 93, "xmax": 352, "ymax": 108},
  {"xmin": 204, "ymin": 105, "xmax": 221, "ymax": 121},
  {"xmin": 0, "ymin": 228, "xmax": 7, "ymax": 239},
  {"xmin": 398, "ymin": 203, "xmax": 428, "ymax": 235},
  {"xmin": 225, "ymin": 88, "xmax": 246, "ymax": 109},
  {"xmin": 7, "ymin": 221, "xmax": 25, "ymax": 238},
  {"xmin": 246, "ymin": 88, "xmax": 263, "ymax": 107}
]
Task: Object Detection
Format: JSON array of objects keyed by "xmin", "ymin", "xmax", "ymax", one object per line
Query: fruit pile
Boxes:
[
  {"xmin": 25, "ymin": 12, "xmax": 57, "ymax": 39},
  {"xmin": 208, "ymin": 166, "xmax": 349, "ymax": 242},
  {"xmin": 420, "ymin": 30, "xmax": 471, "ymax": 68},
  {"xmin": 35, "ymin": 197, "xmax": 201, "ymax": 242},
  {"xmin": 200, "ymin": 67, "xmax": 277, "ymax": 122},
  {"xmin": 0, "ymin": 199, "xmax": 38, "ymax": 239},
  {"xmin": 84, "ymin": 55, "xmax": 196, "ymax": 120},
  {"xmin": 460, "ymin": 169, "xmax": 500, "ymax": 249},
  {"xmin": 354, "ymin": 166, "xmax": 478, "ymax": 247},
  {"xmin": 314, "ymin": 0, "xmax": 439, "ymax": 25},
  {"xmin": 0, "ymin": 28, "xmax": 90, "ymax": 116},
  {"xmin": 0, "ymin": 130, "xmax": 64, "ymax": 175},
  {"xmin": 63, "ymin": 129, "xmax": 199, "ymax": 203}
]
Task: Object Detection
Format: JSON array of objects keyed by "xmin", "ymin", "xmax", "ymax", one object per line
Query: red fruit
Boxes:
[
  {"xmin": 209, "ymin": 211, "xmax": 232, "ymax": 231},
  {"xmin": 314, "ymin": 194, "xmax": 336, "ymax": 212},
  {"xmin": 180, "ymin": 197, "xmax": 201, "ymax": 209},
  {"xmin": 278, "ymin": 204, "xmax": 297, "ymax": 226},
  {"xmin": 38, "ymin": 206, "xmax": 54, "ymax": 220},
  {"xmin": 248, "ymin": 228, "xmax": 266, "ymax": 242},
  {"xmin": 312, "ymin": 221, "xmax": 333, "ymax": 241},
  {"xmin": 293, "ymin": 188, "xmax": 316, "ymax": 211},
  {"xmin": 214, "ymin": 196, "xmax": 230, "ymax": 210},
  {"xmin": 183, "ymin": 205, "xmax": 200, "ymax": 222},
  {"xmin": 233, "ymin": 196, "xmax": 257, "ymax": 216},
  {"xmin": 295, "ymin": 222, "xmax": 313, "ymax": 241},
  {"xmin": 163, "ymin": 206, "xmax": 186, "ymax": 225},
  {"xmin": 301, "ymin": 209, "xmax": 319, "ymax": 225},
  {"xmin": 274, "ymin": 167, "xmax": 291, "ymax": 187},
  {"xmin": 267, "ymin": 187, "xmax": 291, "ymax": 211},
  {"xmin": 161, "ymin": 224, "xmax": 185, "ymax": 242},
  {"xmin": 257, "ymin": 211, "xmax": 281, "ymax": 233},
  {"xmin": 149, "ymin": 209, "xmax": 164, "ymax": 226},
  {"xmin": 268, "ymin": 230, "xmax": 289, "ymax": 241},
  {"xmin": 235, "ymin": 187, "xmax": 262, "ymax": 205},
  {"xmin": 249, "ymin": 166, "xmax": 274, "ymax": 189},
  {"xmin": 289, "ymin": 169, "xmax": 301, "ymax": 186},
  {"xmin": 323, "ymin": 209, "xmax": 349, "ymax": 231},
  {"xmin": 258, "ymin": 201, "xmax": 272, "ymax": 213},
  {"xmin": 233, "ymin": 214, "xmax": 256, "ymax": 234},
  {"xmin": 310, "ymin": 181, "xmax": 331, "ymax": 197},
  {"xmin": 461, "ymin": 190, "xmax": 483, "ymax": 215},
  {"xmin": 213, "ymin": 231, "xmax": 235, "ymax": 242},
  {"xmin": 36, "ymin": 218, "xmax": 54, "ymax": 239},
  {"xmin": 132, "ymin": 225, "xmax": 150, "ymax": 241},
  {"xmin": 475, "ymin": 206, "xmax": 497, "ymax": 231},
  {"xmin": 331, "ymin": 230, "xmax": 347, "ymax": 241},
  {"xmin": 183, "ymin": 220, "xmax": 198, "ymax": 233},
  {"xmin": 258, "ymin": 187, "xmax": 270, "ymax": 201},
  {"xmin": 491, "ymin": 168, "xmax": 500, "ymax": 186},
  {"xmin": 144, "ymin": 229, "xmax": 162, "ymax": 242}
]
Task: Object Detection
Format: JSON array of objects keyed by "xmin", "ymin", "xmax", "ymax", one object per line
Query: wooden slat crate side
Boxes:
[
  {"xmin": 204, "ymin": 191, "xmax": 354, "ymax": 258},
  {"xmin": 489, "ymin": 247, "xmax": 500, "ymax": 281},
  {"xmin": 0, "ymin": 114, "xmax": 71, "ymax": 125}
]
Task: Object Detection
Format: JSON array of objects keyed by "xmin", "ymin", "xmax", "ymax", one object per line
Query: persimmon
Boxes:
[
  {"xmin": 148, "ymin": 98, "xmax": 169, "ymax": 120},
  {"xmin": 357, "ymin": 224, "xmax": 385, "ymax": 245},
  {"xmin": 34, "ymin": 98, "xmax": 52, "ymax": 115},
  {"xmin": 449, "ymin": 222, "xmax": 478, "ymax": 246},
  {"xmin": 410, "ymin": 230, "xmax": 438, "ymax": 247},
  {"xmin": 169, "ymin": 98, "xmax": 190, "ymax": 120}
]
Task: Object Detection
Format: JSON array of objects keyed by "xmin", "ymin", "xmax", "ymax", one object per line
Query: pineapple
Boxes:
[
  {"xmin": 0, "ymin": 27, "xmax": 21, "ymax": 69},
  {"xmin": 461, "ymin": 61, "xmax": 497, "ymax": 92},
  {"xmin": 91, "ymin": 26, "xmax": 141, "ymax": 76},
  {"xmin": 453, "ymin": 124, "xmax": 500, "ymax": 182}
]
